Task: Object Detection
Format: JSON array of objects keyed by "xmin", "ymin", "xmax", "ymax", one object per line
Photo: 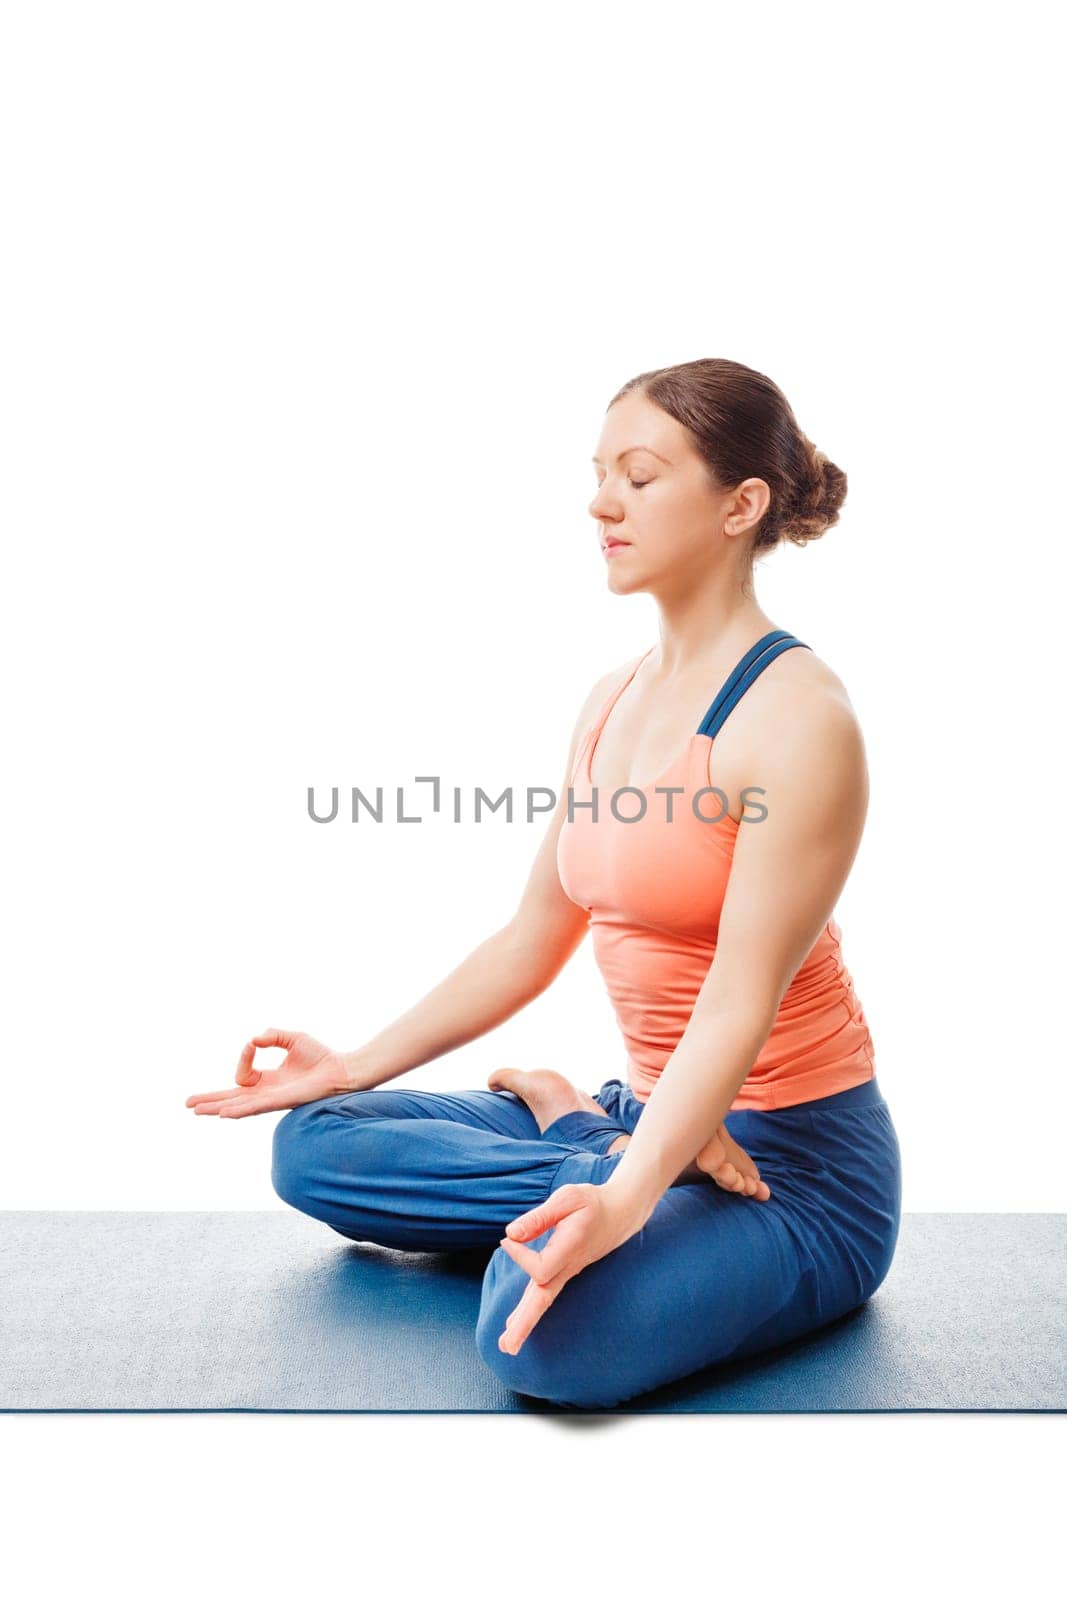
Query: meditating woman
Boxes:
[{"xmin": 186, "ymin": 356, "xmax": 902, "ymax": 1410}]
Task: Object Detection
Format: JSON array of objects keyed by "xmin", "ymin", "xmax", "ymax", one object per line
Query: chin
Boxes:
[{"xmin": 606, "ymin": 567, "xmax": 648, "ymax": 595}]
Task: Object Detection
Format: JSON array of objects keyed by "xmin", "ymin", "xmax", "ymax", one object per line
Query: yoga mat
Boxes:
[{"xmin": 1, "ymin": 1211, "xmax": 1063, "ymax": 1413}]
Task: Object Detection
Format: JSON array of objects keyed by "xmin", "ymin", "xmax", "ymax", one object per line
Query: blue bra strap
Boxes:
[{"xmin": 697, "ymin": 630, "xmax": 812, "ymax": 738}]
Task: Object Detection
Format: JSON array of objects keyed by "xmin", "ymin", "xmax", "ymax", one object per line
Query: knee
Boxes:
[
  {"xmin": 271, "ymin": 1099, "xmax": 334, "ymax": 1210},
  {"xmin": 474, "ymin": 1248, "xmax": 632, "ymax": 1411},
  {"xmin": 863, "ymin": 1237, "xmax": 901, "ymax": 1305},
  {"xmin": 856, "ymin": 1204, "xmax": 903, "ymax": 1306}
]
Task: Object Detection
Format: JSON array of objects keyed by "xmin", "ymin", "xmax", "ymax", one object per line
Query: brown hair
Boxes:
[{"xmin": 609, "ymin": 357, "xmax": 847, "ymax": 560}]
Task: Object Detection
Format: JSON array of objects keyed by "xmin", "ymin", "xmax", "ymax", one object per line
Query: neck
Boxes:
[{"xmin": 649, "ymin": 564, "xmax": 774, "ymax": 679}]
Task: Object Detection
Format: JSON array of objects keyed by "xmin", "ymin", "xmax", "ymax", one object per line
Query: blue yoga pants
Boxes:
[{"xmin": 271, "ymin": 1074, "xmax": 902, "ymax": 1410}]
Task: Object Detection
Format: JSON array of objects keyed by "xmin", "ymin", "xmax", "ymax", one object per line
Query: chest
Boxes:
[{"xmin": 557, "ymin": 732, "xmax": 741, "ymax": 939}]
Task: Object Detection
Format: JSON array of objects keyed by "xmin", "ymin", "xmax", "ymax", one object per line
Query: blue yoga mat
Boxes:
[{"xmin": 1, "ymin": 1211, "xmax": 1063, "ymax": 1412}]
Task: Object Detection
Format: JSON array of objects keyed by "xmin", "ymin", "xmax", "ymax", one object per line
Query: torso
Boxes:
[{"xmin": 557, "ymin": 626, "xmax": 876, "ymax": 1110}]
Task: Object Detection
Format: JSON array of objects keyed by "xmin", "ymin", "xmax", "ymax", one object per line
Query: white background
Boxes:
[{"xmin": 1, "ymin": 0, "xmax": 1062, "ymax": 1592}]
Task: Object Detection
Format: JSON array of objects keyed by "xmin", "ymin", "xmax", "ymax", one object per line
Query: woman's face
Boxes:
[{"xmin": 589, "ymin": 391, "xmax": 765, "ymax": 596}]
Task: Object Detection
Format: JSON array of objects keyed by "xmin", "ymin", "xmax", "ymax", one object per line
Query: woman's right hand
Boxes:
[{"xmin": 185, "ymin": 1028, "xmax": 353, "ymax": 1119}]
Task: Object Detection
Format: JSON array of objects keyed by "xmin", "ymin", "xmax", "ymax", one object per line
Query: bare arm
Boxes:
[
  {"xmin": 339, "ymin": 668, "xmax": 626, "ymax": 1091},
  {"xmin": 605, "ymin": 691, "xmax": 871, "ymax": 1223}
]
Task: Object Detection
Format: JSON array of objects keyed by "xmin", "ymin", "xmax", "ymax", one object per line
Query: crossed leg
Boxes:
[{"xmin": 270, "ymin": 1079, "xmax": 632, "ymax": 1253}]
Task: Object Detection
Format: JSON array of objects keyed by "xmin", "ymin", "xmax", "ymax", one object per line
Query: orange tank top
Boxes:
[{"xmin": 556, "ymin": 632, "xmax": 876, "ymax": 1111}]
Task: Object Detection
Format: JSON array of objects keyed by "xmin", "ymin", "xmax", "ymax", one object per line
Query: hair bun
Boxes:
[{"xmin": 783, "ymin": 440, "xmax": 848, "ymax": 547}]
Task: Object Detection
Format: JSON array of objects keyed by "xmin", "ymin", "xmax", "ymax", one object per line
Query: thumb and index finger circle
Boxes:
[
  {"xmin": 505, "ymin": 1182, "xmax": 591, "ymax": 1242},
  {"xmin": 236, "ymin": 1027, "xmax": 299, "ymax": 1086}
]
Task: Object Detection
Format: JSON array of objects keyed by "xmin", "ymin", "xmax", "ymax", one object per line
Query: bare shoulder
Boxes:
[
  {"xmin": 773, "ymin": 642, "xmax": 861, "ymax": 725},
  {"xmin": 572, "ymin": 652, "xmax": 645, "ymax": 745},
  {"xmin": 737, "ymin": 641, "xmax": 862, "ymax": 741},
  {"xmin": 711, "ymin": 643, "xmax": 869, "ymax": 819}
]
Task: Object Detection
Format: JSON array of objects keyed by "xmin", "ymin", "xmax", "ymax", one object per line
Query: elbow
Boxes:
[{"xmin": 689, "ymin": 995, "xmax": 780, "ymax": 1057}]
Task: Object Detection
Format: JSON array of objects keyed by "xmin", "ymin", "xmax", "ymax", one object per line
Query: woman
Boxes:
[{"xmin": 186, "ymin": 357, "xmax": 902, "ymax": 1411}]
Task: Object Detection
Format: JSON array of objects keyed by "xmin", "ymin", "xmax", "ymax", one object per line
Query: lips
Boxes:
[{"xmin": 602, "ymin": 538, "xmax": 629, "ymax": 550}]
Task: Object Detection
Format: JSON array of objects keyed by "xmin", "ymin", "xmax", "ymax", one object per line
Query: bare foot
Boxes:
[
  {"xmin": 487, "ymin": 1067, "xmax": 610, "ymax": 1135},
  {"xmin": 694, "ymin": 1124, "xmax": 771, "ymax": 1200}
]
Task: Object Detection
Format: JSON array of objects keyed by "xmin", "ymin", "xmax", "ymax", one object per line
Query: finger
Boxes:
[
  {"xmin": 500, "ymin": 1221, "xmax": 592, "ymax": 1292},
  {"xmin": 193, "ymin": 1097, "xmax": 262, "ymax": 1118},
  {"xmin": 252, "ymin": 1028, "xmax": 299, "ymax": 1051},
  {"xmin": 503, "ymin": 1183, "xmax": 585, "ymax": 1243},
  {"xmin": 237, "ymin": 1029, "xmax": 298, "ymax": 1086},
  {"xmin": 186, "ymin": 1088, "xmax": 246, "ymax": 1106},
  {"xmin": 506, "ymin": 1261, "xmax": 572, "ymax": 1306},
  {"xmin": 236, "ymin": 1039, "xmax": 263, "ymax": 1087},
  {"xmin": 216, "ymin": 1097, "xmax": 287, "ymax": 1119},
  {"xmin": 500, "ymin": 1255, "xmax": 576, "ymax": 1352},
  {"xmin": 498, "ymin": 1278, "xmax": 558, "ymax": 1355},
  {"xmin": 191, "ymin": 1094, "xmax": 251, "ymax": 1120},
  {"xmin": 498, "ymin": 1233, "xmax": 557, "ymax": 1284}
]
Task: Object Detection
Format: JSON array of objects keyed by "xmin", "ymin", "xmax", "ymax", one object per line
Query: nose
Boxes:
[{"xmin": 589, "ymin": 486, "xmax": 620, "ymax": 522}]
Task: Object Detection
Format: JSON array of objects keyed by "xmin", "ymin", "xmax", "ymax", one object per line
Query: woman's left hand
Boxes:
[{"xmin": 496, "ymin": 1182, "xmax": 648, "ymax": 1356}]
